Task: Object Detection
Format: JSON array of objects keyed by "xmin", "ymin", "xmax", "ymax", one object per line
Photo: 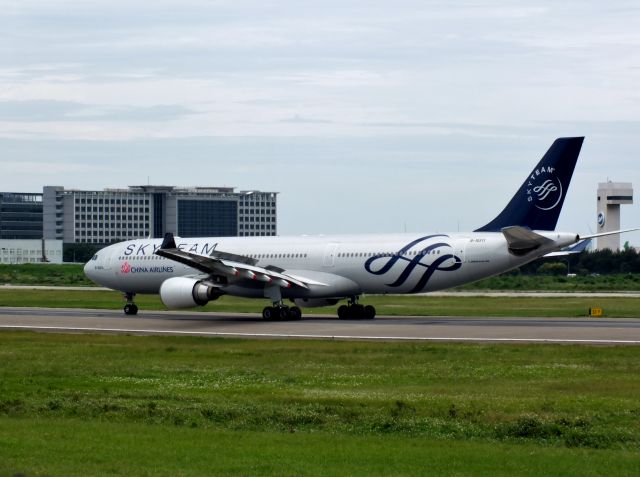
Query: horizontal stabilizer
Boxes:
[
  {"xmin": 544, "ymin": 238, "xmax": 591, "ymax": 257},
  {"xmin": 578, "ymin": 227, "xmax": 640, "ymax": 240},
  {"xmin": 501, "ymin": 226, "xmax": 553, "ymax": 256}
]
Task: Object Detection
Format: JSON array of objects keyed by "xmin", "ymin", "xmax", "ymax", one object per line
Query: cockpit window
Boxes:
[{"xmin": 91, "ymin": 254, "xmax": 99, "ymax": 261}]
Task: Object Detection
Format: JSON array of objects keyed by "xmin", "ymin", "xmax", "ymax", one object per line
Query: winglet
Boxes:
[{"xmin": 160, "ymin": 232, "xmax": 177, "ymax": 249}]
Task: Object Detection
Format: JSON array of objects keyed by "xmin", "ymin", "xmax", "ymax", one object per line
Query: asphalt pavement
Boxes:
[{"xmin": 1, "ymin": 306, "xmax": 639, "ymax": 344}]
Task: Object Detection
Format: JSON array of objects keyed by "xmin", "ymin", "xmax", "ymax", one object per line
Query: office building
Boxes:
[
  {"xmin": 43, "ymin": 185, "xmax": 278, "ymax": 244},
  {"xmin": 0, "ymin": 239, "xmax": 63, "ymax": 264},
  {"xmin": 0, "ymin": 192, "xmax": 43, "ymax": 239}
]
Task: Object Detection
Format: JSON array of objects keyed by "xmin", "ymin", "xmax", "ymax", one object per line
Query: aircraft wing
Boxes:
[{"xmin": 155, "ymin": 233, "xmax": 326, "ymax": 289}]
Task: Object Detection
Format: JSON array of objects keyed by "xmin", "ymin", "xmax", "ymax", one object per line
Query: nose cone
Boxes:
[{"xmin": 84, "ymin": 258, "xmax": 97, "ymax": 283}]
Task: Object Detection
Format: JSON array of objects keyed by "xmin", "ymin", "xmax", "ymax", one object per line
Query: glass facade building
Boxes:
[
  {"xmin": 178, "ymin": 200, "xmax": 238, "ymax": 237},
  {"xmin": 43, "ymin": 186, "xmax": 277, "ymax": 244},
  {"xmin": 0, "ymin": 192, "xmax": 43, "ymax": 239}
]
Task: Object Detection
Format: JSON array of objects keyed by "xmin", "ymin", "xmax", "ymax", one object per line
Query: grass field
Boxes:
[
  {"xmin": 0, "ymin": 263, "xmax": 91, "ymax": 286},
  {"xmin": 1, "ymin": 287, "xmax": 639, "ymax": 318},
  {"xmin": 1, "ymin": 331, "xmax": 639, "ymax": 476},
  {"xmin": 2, "ymin": 263, "xmax": 640, "ymax": 292}
]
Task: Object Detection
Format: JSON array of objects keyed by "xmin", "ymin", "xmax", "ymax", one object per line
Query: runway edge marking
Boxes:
[{"xmin": 1, "ymin": 324, "xmax": 640, "ymax": 344}]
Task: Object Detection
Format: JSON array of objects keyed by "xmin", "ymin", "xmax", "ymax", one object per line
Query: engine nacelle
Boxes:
[
  {"xmin": 159, "ymin": 277, "xmax": 222, "ymax": 309},
  {"xmin": 292, "ymin": 298, "xmax": 340, "ymax": 308}
]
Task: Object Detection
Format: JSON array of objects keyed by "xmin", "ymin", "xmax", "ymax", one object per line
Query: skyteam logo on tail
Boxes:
[{"xmin": 526, "ymin": 166, "xmax": 563, "ymax": 211}]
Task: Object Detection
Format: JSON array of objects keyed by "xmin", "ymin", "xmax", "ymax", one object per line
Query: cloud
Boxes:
[
  {"xmin": 279, "ymin": 115, "xmax": 334, "ymax": 124},
  {"xmin": 0, "ymin": 100, "xmax": 197, "ymax": 122},
  {"xmin": 0, "ymin": 100, "xmax": 86, "ymax": 122},
  {"xmin": 0, "ymin": 1, "xmax": 639, "ymax": 243}
]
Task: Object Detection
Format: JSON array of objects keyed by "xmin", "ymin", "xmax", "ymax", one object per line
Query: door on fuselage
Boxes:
[
  {"xmin": 464, "ymin": 237, "xmax": 491, "ymax": 264},
  {"xmin": 323, "ymin": 243, "xmax": 339, "ymax": 267}
]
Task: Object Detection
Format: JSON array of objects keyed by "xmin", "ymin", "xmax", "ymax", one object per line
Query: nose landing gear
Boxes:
[{"xmin": 123, "ymin": 292, "xmax": 138, "ymax": 315}]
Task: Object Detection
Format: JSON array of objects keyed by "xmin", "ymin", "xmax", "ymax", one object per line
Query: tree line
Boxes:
[{"xmin": 524, "ymin": 248, "xmax": 640, "ymax": 275}]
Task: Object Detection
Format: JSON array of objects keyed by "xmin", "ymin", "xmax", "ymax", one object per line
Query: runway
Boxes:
[
  {"xmin": 1, "ymin": 307, "xmax": 640, "ymax": 344},
  {"xmin": 4, "ymin": 284, "xmax": 640, "ymax": 298}
]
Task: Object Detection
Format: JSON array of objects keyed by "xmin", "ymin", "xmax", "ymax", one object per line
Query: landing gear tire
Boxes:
[
  {"xmin": 364, "ymin": 305, "xmax": 376, "ymax": 319},
  {"xmin": 262, "ymin": 306, "xmax": 275, "ymax": 320},
  {"xmin": 338, "ymin": 305, "xmax": 349, "ymax": 320},
  {"xmin": 123, "ymin": 292, "xmax": 138, "ymax": 315},
  {"xmin": 263, "ymin": 305, "xmax": 301, "ymax": 321},
  {"xmin": 124, "ymin": 304, "xmax": 138, "ymax": 315},
  {"xmin": 278, "ymin": 306, "xmax": 290, "ymax": 320},
  {"xmin": 289, "ymin": 306, "xmax": 302, "ymax": 321},
  {"xmin": 337, "ymin": 303, "xmax": 376, "ymax": 320}
]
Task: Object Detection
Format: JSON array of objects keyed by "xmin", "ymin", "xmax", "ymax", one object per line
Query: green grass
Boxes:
[
  {"xmin": 1, "ymin": 263, "xmax": 640, "ymax": 291},
  {"xmin": 1, "ymin": 288, "xmax": 639, "ymax": 317},
  {"xmin": 458, "ymin": 272, "xmax": 640, "ymax": 292},
  {"xmin": 0, "ymin": 263, "xmax": 93, "ymax": 286},
  {"xmin": 1, "ymin": 332, "xmax": 639, "ymax": 475},
  {"xmin": 3, "ymin": 419, "xmax": 639, "ymax": 477}
]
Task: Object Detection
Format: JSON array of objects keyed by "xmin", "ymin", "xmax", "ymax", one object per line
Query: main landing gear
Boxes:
[
  {"xmin": 123, "ymin": 292, "xmax": 138, "ymax": 315},
  {"xmin": 262, "ymin": 284, "xmax": 302, "ymax": 321},
  {"xmin": 261, "ymin": 286, "xmax": 375, "ymax": 321},
  {"xmin": 262, "ymin": 304, "xmax": 302, "ymax": 321},
  {"xmin": 338, "ymin": 296, "xmax": 376, "ymax": 320}
]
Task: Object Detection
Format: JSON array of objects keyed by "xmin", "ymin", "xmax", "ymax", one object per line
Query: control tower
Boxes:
[{"xmin": 596, "ymin": 182, "xmax": 633, "ymax": 250}]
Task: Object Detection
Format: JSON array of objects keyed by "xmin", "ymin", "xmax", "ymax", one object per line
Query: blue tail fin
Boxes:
[{"xmin": 475, "ymin": 137, "xmax": 584, "ymax": 232}]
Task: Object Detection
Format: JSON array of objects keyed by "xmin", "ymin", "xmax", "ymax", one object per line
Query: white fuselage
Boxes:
[{"xmin": 85, "ymin": 230, "xmax": 577, "ymax": 298}]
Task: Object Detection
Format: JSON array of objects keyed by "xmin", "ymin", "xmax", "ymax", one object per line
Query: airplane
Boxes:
[{"xmin": 84, "ymin": 137, "xmax": 637, "ymax": 320}]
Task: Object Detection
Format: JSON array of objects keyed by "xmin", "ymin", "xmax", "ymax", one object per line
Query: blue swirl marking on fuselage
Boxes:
[{"xmin": 364, "ymin": 234, "xmax": 462, "ymax": 293}]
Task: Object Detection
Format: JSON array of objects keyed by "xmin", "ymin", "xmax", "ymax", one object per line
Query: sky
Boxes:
[{"xmin": 1, "ymin": 0, "xmax": 639, "ymax": 244}]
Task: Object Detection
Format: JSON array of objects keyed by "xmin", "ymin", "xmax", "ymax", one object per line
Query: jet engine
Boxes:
[
  {"xmin": 159, "ymin": 277, "xmax": 222, "ymax": 309},
  {"xmin": 292, "ymin": 298, "xmax": 340, "ymax": 308}
]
